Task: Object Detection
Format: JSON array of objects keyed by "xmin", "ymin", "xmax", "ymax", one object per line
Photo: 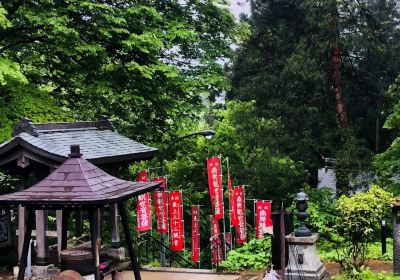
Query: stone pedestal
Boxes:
[{"xmin": 285, "ymin": 233, "xmax": 330, "ymax": 280}]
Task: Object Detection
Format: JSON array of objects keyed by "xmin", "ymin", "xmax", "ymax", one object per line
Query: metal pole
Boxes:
[
  {"xmin": 219, "ymin": 155, "xmax": 227, "ymax": 259},
  {"xmin": 198, "ymin": 205, "xmax": 201, "ymax": 269},
  {"xmin": 382, "ymin": 220, "xmax": 387, "ymax": 255},
  {"xmin": 280, "ymin": 202, "xmax": 286, "ymax": 280},
  {"xmin": 226, "ymin": 157, "xmax": 233, "ymax": 251},
  {"xmin": 254, "ymin": 199, "xmax": 257, "ymax": 235}
]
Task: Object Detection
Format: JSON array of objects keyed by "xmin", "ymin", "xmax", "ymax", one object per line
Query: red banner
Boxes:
[
  {"xmin": 152, "ymin": 177, "xmax": 168, "ymax": 233},
  {"xmin": 191, "ymin": 206, "xmax": 200, "ymax": 263},
  {"xmin": 207, "ymin": 157, "xmax": 224, "ymax": 219},
  {"xmin": 211, "ymin": 216, "xmax": 223, "ymax": 264},
  {"xmin": 136, "ymin": 170, "xmax": 148, "ymax": 182},
  {"xmin": 169, "ymin": 191, "xmax": 184, "ymax": 251},
  {"xmin": 234, "ymin": 186, "xmax": 247, "ymax": 244},
  {"xmin": 255, "ymin": 200, "xmax": 273, "ymax": 239},
  {"xmin": 228, "ymin": 172, "xmax": 238, "ymax": 226},
  {"xmin": 137, "ymin": 192, "xmax": 151, "ymax": 232}
]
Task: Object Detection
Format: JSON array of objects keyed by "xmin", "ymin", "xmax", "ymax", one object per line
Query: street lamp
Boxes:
[
  {"xmin": 158, "ymin": 129, "xmax": 216, "ymax": 175},
  {"xmin": 158, "ymin": 129, "xmax": 215, "ymax": 267}
]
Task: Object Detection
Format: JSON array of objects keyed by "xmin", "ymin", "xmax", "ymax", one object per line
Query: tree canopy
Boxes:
[{"xmin": 0, "ymin": 0, "xmax": 235, "ymax": 144}]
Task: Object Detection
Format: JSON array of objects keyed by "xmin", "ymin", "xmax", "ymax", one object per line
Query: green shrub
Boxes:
[
  {"xmin": 332, "ymin": 267, "xmax": 400, "ymax": 280},
  {"xmin": 335, "ymin": 185, "xmax": 393, "ymax": 271},
  {"xmin": 220, "ymin": 237, "xmax": 272, "ymax": 271}
]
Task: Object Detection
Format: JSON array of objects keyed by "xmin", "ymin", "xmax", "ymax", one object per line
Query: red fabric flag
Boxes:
[
  {"xmin": 137, "ymin": 192, "xmax": 151, "ymax": 232},
  {"xmin": 228, "ymin": 172, "xmax": 238, "ymax": 226},
  {"xmin": 152, "ymin": 177, "xmax": 168, "ymax": 233},
  {"xmin": 207, "ymin": 157, "xmax": 224, "ymax": 219},
  {"xmin": 191, "ymin": 206, "xmax": 200, "ymax": 263},
  {"xmin": 255, "ymin": 200, "xmax": 273, "ymax": 239},
  {"xmin": 211, "ymin": 216, "xmax": 223, "ymax": 264},
  {"xmin": 234, "ymin": 186, "xmax": 247, "ymax": 244},
  {"xmin": 136, "ymin": 170, "xmax": 148, "ymax": 182},
  {"xmin": 169, "ymin": 191, "xmax": 184, "ymax": 251}
]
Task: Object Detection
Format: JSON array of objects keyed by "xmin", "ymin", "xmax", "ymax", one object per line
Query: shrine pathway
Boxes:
[{"xmin": 104, "ymin": 270, "xmax": 240, "ymax": 280}]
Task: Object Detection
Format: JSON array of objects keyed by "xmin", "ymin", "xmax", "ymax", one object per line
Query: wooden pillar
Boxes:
[
  {"xmin": 17, "ymin": 172, "xmax": 27, "ymax": 263},
  {"xmin": 17, "ymin": 205, "xmax": 26, "ymax": 263},
  {"xmin": 118, "ymin": 201, "xmax": 141, "ymax": 280},
  {"xmin": 35, "ymin": 210, "xmax": 48, "ymax": 265},
  {"xmin": 97, "ymin": 208, "xmax": 102, "ymax": 238},
  {"xmin": 61, "ymin": 210, "xmax": 69, "ymax": 250},
  {"xmin": 56, "ymin": 210, "xmax": 63, "ymax": 261},
  {"xmin": 17, "ymin": 208, "xmax": 34, "ymax": 280},
  {"xmin": 75, "ymin": 210, "xmax": 83, "ymax": 237},
  {"xmin": 111, "ymin": 203, "xmax": 121, "ymax": 248},
  {"xmin": 89, "ymin": 208, "xmax": 101, "ymax": 280}
]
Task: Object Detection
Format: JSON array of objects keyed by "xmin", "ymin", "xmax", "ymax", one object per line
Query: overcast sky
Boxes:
[{"xmin": 229, "ymin": 0, "xmax": 250, "ymax": 19}]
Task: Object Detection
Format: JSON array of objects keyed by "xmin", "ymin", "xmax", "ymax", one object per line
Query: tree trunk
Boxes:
[{"xmin": 332, "ymin": 0, "xmax": 349, "ymax": 127}]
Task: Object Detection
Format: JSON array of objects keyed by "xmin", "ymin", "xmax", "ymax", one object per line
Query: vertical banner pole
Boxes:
[
  {"xmin": 254, "ymin": 199, "xmax": 257, "ymax": 236},
  {"xmin": 210, "ymin": 215, "xmax": 213, "ymax": 270},
  {"xmin": 243, "ymin": 186, "xmax": 247, "ymax": 240},
  {"xmin": 219, "ymin": 155, "xmax": 227, "ymax": 259},
  {"xmin": 198, "ymin": 205, "xmax": 201, "ymax": 269},
  {"xmin": 226, "ymin": 157, "xmax": 233, "ymax": 251},
  {"xmin": 181, "ymin": 190, "xmax": 185, "ymax": 252}
]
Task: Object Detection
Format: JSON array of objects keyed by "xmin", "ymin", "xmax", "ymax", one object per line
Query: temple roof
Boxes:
[
  {"xmin": 0, "ymin": 117, "xmax": 157, "ymax": 166},
  {"xmin": 0, "ymin": 145, "xmax": 161, "ymax": 208}
]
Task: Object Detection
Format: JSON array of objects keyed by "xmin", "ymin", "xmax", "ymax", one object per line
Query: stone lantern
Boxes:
[
  {"xmin": 285, "ymin": 191, "xmax": 330, "ymax": 280},
  {"xmin": 295, "ymin": 191, "xmax": 312, "ymax": 237}
]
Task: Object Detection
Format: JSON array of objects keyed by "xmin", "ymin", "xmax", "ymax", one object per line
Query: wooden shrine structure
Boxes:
[
  {"xmin": 0, "ymin": 117, "xmax": 158, "ymax": 272},
  {"xmin": 0, "ymin": 145, "xmax": 161, "ymax": 280}
]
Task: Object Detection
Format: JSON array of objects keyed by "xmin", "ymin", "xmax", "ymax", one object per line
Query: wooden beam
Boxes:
[
  {"xmin": 111, "ymin": 203, "xmax": 120, "ymax": 248},
  {"xmin": 17, "ymin": 208, "xmax": 34, "ymax": 280},
  {"xmin": 118, "ymin": 201, "xmax": 141, "ymax": 280},
  {"xmin": 35, "ymin": 210, "xmax": 48, "ymax": 265},
  {"xmin": 89, "ymin": 209, "xmax": 101, "ymax": 280},
  {"xmin": 61, "ymin": 210, "xmax": 69, "ymax": 251}
]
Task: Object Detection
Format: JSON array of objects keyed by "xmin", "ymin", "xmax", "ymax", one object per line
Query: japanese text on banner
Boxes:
[
  {"xmin": 191, "ymin": 206, "xmax": 200, "ymax": 263},
  {"xmin": 169, "ymin": 191, "xmax": 184, "ymax": 251},
  {"xmin": 152, "ymin": 177, "xmax": 168, "ymax": 233},
  {"xmin": 211, "ymin": 216, "xmax": 223, "ymax": 264},
  {"xmin": 137, "ymin": 192, "xmax": 151, "ymax": 232},
  {"xmin": 207, "ymin": 157, "xmax": 224, "ymax": 219},
  {"xmin": 234, "ymin": 186, "xmax": 247, "ymax": 244},
  {"xmin": 255, "ymin": 200, "xmax": 273, "ymax": 239},
  {"xmin": 228, "ymin": 172, "xmax": 238, "ymax": 226}
]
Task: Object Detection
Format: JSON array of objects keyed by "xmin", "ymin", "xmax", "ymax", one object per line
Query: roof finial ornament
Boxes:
[
  {"xmin": 69, "ymin": 145, "xmax": 82, "ymax": 158},
  {"xmin": 96, "ymin": 115, "xmax": 115, "ymax": 131},
  {"xmin": 12, "ymin": 118, "xmax": 38, "ymax": 137}
]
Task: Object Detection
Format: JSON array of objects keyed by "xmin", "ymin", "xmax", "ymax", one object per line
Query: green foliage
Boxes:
[
  {"xmin": 290, "ymin": 186, "xmax": 338, "ymax": 240},
  {"xmin": 230, "ymin": 0, "xmax": 400, "ymax": 180},
  {"xmin": 335, "ymin": 185, "xmax": 393, "ymax": 270},
  {"xmin": 332, "ymin": 267, "xmax": 400, "ymax": 280},
  {"xmin": 318, "ymin": 239, "xmax": 393, "ymax": 262},
  {"xmin": 0, "ymin": 172, "xmax": 17, "ymax": 195},
  {"xmin": 335, "ymin": 129, "xmax": 373, "ymax": 196},
  {"xmin": 0, "ymin": 0, "xmax": 236, "ymax": 145},
  {"xmin": 220, "ymin": 238, "xmax": 272, "ymax": 271}
]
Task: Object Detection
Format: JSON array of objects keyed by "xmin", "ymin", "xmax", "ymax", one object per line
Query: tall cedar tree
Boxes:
[{"xmin": 229, "ymin": 0, "xmax": 400, "ymax": 182}]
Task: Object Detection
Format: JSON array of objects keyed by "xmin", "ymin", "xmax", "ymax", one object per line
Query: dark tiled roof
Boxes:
[
  {"xmin": 0, "ymin": 117, "xmax": 158, "ymax": 165},
  {"xmin": 0, "ymin": 146, "xmax": 161, "ymax": 207}
]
